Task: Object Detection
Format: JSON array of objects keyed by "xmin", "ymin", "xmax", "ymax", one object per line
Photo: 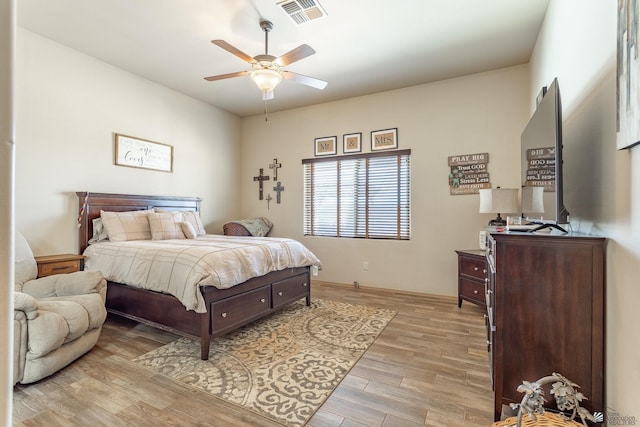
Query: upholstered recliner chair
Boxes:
[{"xmin": 13, "ymin": 232, "xmax": 107, "ymax": 385}]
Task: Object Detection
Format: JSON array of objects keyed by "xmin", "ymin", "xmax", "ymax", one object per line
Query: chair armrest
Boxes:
[
  {"xmin": 22, "ymin": 271, "xmax": 106, "ymax": 299},
  {"xmin": 14, "ymin": 292, "xmax": 39, "ymax": 319}
]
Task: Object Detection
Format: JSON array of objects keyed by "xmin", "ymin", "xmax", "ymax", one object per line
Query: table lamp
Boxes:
[
  {"xmin": 479, "ymin": 188, "xmax": 519, "ymax": 226},
  {"xmin": 521, "ymin": 186, "xmax": 545, "ymax": 219}
]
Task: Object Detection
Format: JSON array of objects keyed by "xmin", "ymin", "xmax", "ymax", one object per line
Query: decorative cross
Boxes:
[
  {"xmin": 253, "ymin": 168, "xmax": 270, "ymax": 200},
  {"xmin": 269, "ymin": 158, "xmax": 282, "ymax": 181},
  {"xmin": 273, "ymin": 181, "xmax": 285, "ymax": 204},
  {"xmin": 265, "ymin": 193, "xmax": 273, "ymax": 210}
]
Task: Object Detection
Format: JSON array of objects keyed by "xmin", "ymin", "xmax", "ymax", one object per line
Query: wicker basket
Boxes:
[{"xmin": 491, "ymin": 412, "xmax": 583, "ymax": 427}]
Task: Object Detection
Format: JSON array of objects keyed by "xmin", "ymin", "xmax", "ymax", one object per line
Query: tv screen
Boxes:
[{"xmin": 520, "ymin": 78, "xmax": 569, "ymax": 231}]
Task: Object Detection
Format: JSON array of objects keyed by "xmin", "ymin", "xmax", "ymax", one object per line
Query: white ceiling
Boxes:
[{"xmin": 17, "ymin": 0, "xmax": 549, "ymax": 117}]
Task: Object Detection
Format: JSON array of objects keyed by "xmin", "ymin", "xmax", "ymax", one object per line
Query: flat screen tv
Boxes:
[{"xmin": 520, "ymin": 78, "xmax": 569, "ymax": 233}]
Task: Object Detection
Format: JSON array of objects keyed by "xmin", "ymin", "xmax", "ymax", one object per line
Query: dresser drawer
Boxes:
[
  {"xmin": 272, "ymin": 273, "xmax": 310, "ymax": 309},
  {"xmin": 459, "ymin": 255, "xmax": 486, "ymax": 280},
  {"xmin": 211, "ymin": 285, "xmax": 271, "ymax": 333},
  {"xmin": 459, "ymin": 277, "xmax": 486, "ymax": 306}
]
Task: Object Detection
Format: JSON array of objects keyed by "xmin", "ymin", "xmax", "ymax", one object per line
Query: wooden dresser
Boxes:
[{"xmin": 485, "ymin": 232, "xmax": 606, "ymax": 421}]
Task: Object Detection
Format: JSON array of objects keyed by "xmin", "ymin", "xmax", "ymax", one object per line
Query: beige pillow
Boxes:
[
  {"xmin": 100, "ymin": 210, "xmax": 153, "ymax": 242},
  {"xmin": 180, "ymin": 221, "xmax": 198, "ymax": 239},
  {"xmin": 148, "ymin": 212, "xmax": 185, "ymax": 240},
  {"xmin": 156, "ymin": 209, "xmax": 206, "ymax": 236}
]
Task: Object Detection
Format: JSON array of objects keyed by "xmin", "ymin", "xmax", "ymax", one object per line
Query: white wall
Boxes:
[
  {"xmin": 15, "ymin": 29, "xmax": 243, "ymax": 255},
  {"xmin": 530, "ymin": 0, "xmax": 639, "ymax": 420},
  {"xmin": 240, "ymin": 66, "xmax": 529, "ymax": 296}
]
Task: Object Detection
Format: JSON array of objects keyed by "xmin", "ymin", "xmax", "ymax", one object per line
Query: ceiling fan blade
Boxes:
[
  {"xmin": 204, "ymin": 70, "xmax": 250, "ymax": 81},
  {"xmin": 282, "ymin": 71, "xmax": 327, "ymax": 90},
  {"xmin": 211, "ymin": 40, "xmax": 255, "ymax": 64},
  {"xmin": 276, "ymin": 44, "xmax": 316, "ymax": 66}
]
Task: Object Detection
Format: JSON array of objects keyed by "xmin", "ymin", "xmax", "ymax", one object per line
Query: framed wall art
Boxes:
[
  {"xmin": 114, "ymin": 133, "xmax": 173, "ymax": 172},
  {"xmin": 343, "ymin": 132, "xmax": 362, "ymax": 153},
  {"xmin": 617, "ymin": 0, "xmax": 640, "ymax": 149},
  {"xmin": 314, "ymin": 136, "xmax": 337, "ymax": 156},
  {"xmin": 371, "ymin": 128, "xmax": 398, "ymax": 151}
]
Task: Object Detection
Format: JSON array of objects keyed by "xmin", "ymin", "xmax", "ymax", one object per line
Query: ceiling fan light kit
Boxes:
[
  {"xmin": 250, "ymin": 68, "xmax": 282, "ymax": 100},
  {"xmin": 204, "ymin": 19, "xmax": 327, "ymax": 101}
]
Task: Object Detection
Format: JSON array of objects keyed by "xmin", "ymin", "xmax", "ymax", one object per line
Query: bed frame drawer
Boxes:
[
  {"xmin": 211, "ymin": 285, "xmax": 271, "ymax": 334},
  {"xmin": 272, "ymin": 274, "xmax": 310, "ymax": 309}
]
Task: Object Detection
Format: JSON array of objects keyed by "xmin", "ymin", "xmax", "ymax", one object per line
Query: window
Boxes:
[{"xmin": 303, "ymin": 149, "xmax": 410, "ymax": 239}]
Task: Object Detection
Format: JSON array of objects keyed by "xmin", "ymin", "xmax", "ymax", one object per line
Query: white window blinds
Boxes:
[{"xmin": 303, "ymin": 149, "xmax": 411, "ymax": 239}]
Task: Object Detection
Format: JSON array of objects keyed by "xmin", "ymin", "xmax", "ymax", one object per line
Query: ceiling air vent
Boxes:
[{"xmin": 277, "ymin": 0, "xmax": 327, "ymax": 25}]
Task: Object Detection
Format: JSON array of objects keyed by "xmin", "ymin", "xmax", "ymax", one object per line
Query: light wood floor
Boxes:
[{"xmin": 13, "ymin": 281, "xmax": 494, "ymax": 427}]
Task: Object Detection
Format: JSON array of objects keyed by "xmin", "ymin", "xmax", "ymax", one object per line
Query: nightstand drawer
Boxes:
[
  {"xmin": 459, "ymin": 277, "xmax": 486, "ymax": 307},
  {"xmin": 459, "ymin": 255, "xmax": 486, "ymax": 280},
  {"xmin": 34, "ymin": 254, "xmax": 85, "ymax": 278}
]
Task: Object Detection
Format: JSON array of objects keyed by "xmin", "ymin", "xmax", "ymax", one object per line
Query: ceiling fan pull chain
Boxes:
[{"xmin": 264, "ymin": 100, "xmax": 269, "ymax": 122}]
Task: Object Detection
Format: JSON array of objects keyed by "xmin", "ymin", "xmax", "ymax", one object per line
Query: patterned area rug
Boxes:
[{"xmin": 133, "ymin": 298, "xmax": 396, "ymax": 426}]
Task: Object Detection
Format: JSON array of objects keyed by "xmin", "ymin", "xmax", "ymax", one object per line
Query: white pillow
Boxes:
[
  {"xmin": 100, "ymin": 209, "xmax": 153, "ymax": 242},
  {"xmin": 156, "ymin": 209, "xmax": 206, "ymax": 236},
  {"xmin": 88, "ymin": 217, "xmax": 110, "ymax": 244},
  {"xmin": 148, "ymin": 212, "xmax": 185, "ymax": 240},
  {"xmin": 180, "ymin": 221, "xmax": 198, "ymax": 239}
]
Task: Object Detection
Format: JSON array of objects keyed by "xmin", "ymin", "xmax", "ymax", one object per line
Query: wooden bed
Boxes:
[{"xmin": 76, "ymin": 192, "xmax": 311, "ymax": 360}]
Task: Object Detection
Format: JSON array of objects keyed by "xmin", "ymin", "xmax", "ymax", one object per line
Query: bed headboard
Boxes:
[{"xmin": 76, "ymin": 192, "xmax": 202, "ymax": 254}]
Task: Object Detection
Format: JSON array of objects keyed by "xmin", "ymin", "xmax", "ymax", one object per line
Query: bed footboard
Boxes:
[{"xmin": 106, "ymin": 267, "xmax": 311, "ymax": 360}]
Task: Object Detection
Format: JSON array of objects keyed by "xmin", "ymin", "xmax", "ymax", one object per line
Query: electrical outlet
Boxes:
[
  {"xmin": 363, "ymin": 261, "xmax": 369, "ymax": 271},
  {"xmin": 311, "ymin": 265, "xmax": 319, "ymax": 276}
]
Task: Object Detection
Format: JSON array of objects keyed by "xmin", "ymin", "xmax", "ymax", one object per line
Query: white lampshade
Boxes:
[
  {"xmin": 479, "ymin": 188, "xmax": 519, "ymax": 214},
  {"xmin": 479, "ymin": 188, "xmax": 519, "ymax": 226},
  {"xmin": 250, "ymin": 68, "xmax": 282, "ymax": 97},
  {"xmin": 521, "ymin": 186, "xmax": 545, "ymax": 214}
]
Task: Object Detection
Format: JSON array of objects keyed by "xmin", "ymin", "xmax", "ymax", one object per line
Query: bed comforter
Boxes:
[{"xmin": 83, "ymin": 235, "xmax": 321, "ymax": 313}]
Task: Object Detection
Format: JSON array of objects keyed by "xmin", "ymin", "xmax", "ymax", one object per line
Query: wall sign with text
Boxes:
[
  {"xmin": 524, "ymin": 147, "xmax": 555, "ymax": 191},
  {"xmin": 114, "ymin": 133, "xmax": 173, "ymax": 173},
  {"xmin": 448, "ymin": 152, "xmax": 490, "ymax": 195}
]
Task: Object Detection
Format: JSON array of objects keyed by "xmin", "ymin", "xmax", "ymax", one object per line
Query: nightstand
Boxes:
[
  {"xmin": 455, "ymin": 249, "xmax": 487, "ymax": 308},
  {"xmin": 34, "ymin": 254, "xmax": 86, "ymax": 278}
]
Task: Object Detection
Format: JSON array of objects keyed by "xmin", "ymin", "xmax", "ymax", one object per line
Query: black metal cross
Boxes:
[
  {"xmin": 269, "ymin": 158, "xmax": 282, "ymax": 181},
  {"xmin": 273, "ymin": 181, "xmax": 285, "ymax": 204},
  {"xmin": 253, "ymin": 168, "xmax": 270, "ymax": 200}
]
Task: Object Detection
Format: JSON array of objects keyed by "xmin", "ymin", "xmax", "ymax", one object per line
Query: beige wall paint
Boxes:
[
  {"xmin": 240, "ymin": 66, "xmax": 529, "ymax": 296},
  {"xmin": 530, "ymin": 0, "xmax": 638, "ymax": 419},
  {"xmin": 15, "ymin": 29, "xmax": 242, "ymax": 255}
]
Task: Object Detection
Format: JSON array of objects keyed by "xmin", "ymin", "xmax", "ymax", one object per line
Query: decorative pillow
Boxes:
[
  {"xmin": 100, "ymin": 209, "xmax": 153, "ymax": 242},
  {"xmin": 148, "ymin": 212, "xmax": 185, "ymax": 240},
  {"xmin": 180, "ymin": 221, "xmax": 198, "ymax": 239},
  {"xmin": 156, "ymin": 209, "xmax": 206, "ymax": 236},
  {"xmin": 88, "ymin": 218, "xmax": 109, "ymax": 244},
  {"xmin": 182, "ymin": 211, "xmax": 206, "ymax": 236}
]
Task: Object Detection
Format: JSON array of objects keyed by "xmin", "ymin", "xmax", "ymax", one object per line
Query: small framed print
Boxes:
[
  {"xmin": 371, "ymin": 128, "xmax": 398, "ymax": 151},
  {"xmin": 343, "ymin": 132, "xmax": 362, "ymax": 153},
  {"xmin": 114, "ymin": 133, "xmax": 173, "ymax": 172},
  {"xmin": 314, "ymin": 136, "xmax": 337, "ymax": 156}
]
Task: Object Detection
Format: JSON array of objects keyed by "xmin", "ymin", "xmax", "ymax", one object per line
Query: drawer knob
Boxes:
[
  {"xmin": 302, "ymin": 282, "xmax": 308, "ymax": 287},
  {"xmin": 474, "ymin": 266, "xmax": 479, "ymax": 271},
  {"xmin": 277, "ymin": 291, "xmax": 283, "ymax": 296},
  {"xmin": 473, "ymin": 290, "xmax": 478, "ymax": 294},
  {"xmin": 221, "ymin": 312, "xmax": 227, "ymax": 318},
  {"xmin": 260, "ymin": 298, "xmax": 266, "ymax": 303}
]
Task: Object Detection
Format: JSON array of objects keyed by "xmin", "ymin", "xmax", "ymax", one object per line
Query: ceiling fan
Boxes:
[{"xmin": 204, "ymin": 19, "xmax": 327, "ymax": 100}]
